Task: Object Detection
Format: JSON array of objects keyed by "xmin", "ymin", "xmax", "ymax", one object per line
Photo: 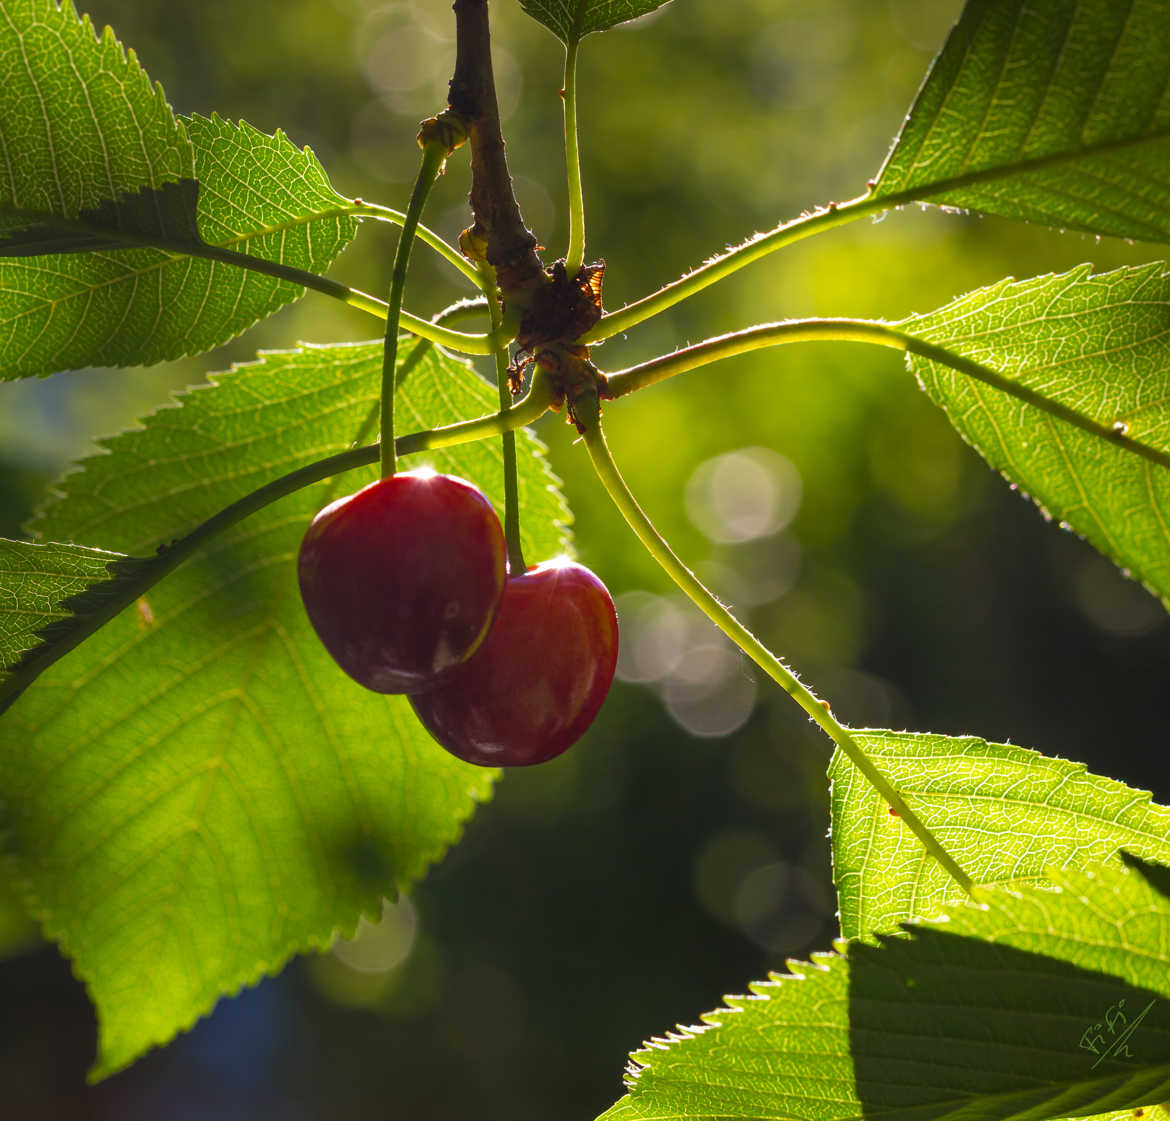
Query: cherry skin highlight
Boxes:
[
  {"xmin": 409, "ymin": 559, "xmax": 619, "ymax": 766},
  {"xmin": 297, "ymin": 470, "xmax": 506, "ymax": 694}
]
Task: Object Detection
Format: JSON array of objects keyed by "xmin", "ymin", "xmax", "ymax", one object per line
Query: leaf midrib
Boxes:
[
  {"xmin": 0, "ymin": 197, "xmax": 356, "ymax": 312},
  {"xmin": 858, "ymin": 778, "xmax": 1169, "ymax": 855},
  {"xmin": 877, "ymin": 124, "xmax": 1170, "ymax": 213}
]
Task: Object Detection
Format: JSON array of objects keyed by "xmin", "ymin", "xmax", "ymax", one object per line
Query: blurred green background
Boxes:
[{"xmin": 3, "ymin": 0, "xmax": 1170, "ymax": 1117}]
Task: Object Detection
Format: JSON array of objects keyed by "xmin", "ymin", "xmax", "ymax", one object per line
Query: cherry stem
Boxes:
[
  {"xmin": 478, "ymin": 263, "xmax": 528, "ymax": 573},
  {"xmin": 604, "ymin": 317, "xmax": 1168, "ymax": 470},
  {"xmin": 578, "ymin": 406, "xmax": 974, "ymax": 898},
  {"xmin": 562, "ymin": 37, "xmax": 585, "ymax": 278},
  {"xmin": 0, "ymin": 375, "xmax": 557, "ymax": 715},
  {"xmin": 381, "ymin": 140, "xmax": 449, "ymax": 478},
  {"xmin": 331, "ymin": 298, "xmax": 490, "ymax": 506}
]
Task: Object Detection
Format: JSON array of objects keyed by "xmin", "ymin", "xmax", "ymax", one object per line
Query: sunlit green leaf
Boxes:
[
  {"xmin": 900, "ymin": 263, "xmax": 1170, "ymax": 608},
  {"xmin": 0, "ymin": 539, "xmax": 128, "ymax": 677},
  {"xmin": 0, "ymin": 0, "xmax": 191, "ymax": 233},
  {"xmin": 1, "ymin": 111, "xmax": 359, "ymax": 380},
  {"xmin": 516, "ymin": 0, "xmax": 672, "ymax": 44},
  {"xmin": 873, "ymin": 0, "xmax": 1170, "ymax": 244},
  {"xmin": 0, "ymin": 0, "xmax": 358, "ymax": 378},
  {"xmin": 599, "ymin": 857, "xmax": 1170, "ymax": 1121},
  {"xmin": 0, "ymin": 341, "xmax": 570, "ymax": 1077},
  {"xmin": 829, "ymin": 731, "xmax": 1170, "ymax": 939}
]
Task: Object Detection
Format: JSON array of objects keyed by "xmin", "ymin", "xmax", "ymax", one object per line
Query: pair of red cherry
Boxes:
[{"xmin": 297, "ymin": 469, "xmax": 618, "ymax": 766}]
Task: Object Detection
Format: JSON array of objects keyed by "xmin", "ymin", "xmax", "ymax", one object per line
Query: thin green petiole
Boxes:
[
  {"xmin": 479, "ymin": 265, "xmax": 527, "ymax": 573},
  {"xmin": 350, "ymin": 200, "xmax": 481, "ymax": 285},
  {"xmin": 381, "ymin": 141, "xmax": 449, "ymax": 477},
  {"xmin": 562, "ymin": 37, "xmax": 585, "ymax": 278},
  {"xmin": 604, "ymin": 317, "xmax": 1170, "ymax": 472},
  {"xmin": 583, "ymin": 129, "xmax": 1170, "ymax": 344},
  {"xmin": 183, "ymin": 248, "xmax": 503, "ymax": 352},
  {"xmin": 582, "ymin": 193, "xmax": 883, "ymax": 343},
  {"xmin": 580, "ymin": 411, "xmax": 974, "ymax": 897},
  {"xmin": 339, "ymin": 285, "xmax": 505, "ymax": 354},
  {"xmin": 401, "ymin": 308, "xmax": 513, "ymax": 354}
]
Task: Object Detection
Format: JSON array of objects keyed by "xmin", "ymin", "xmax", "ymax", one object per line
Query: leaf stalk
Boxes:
[
  {"xmin": 605, "ymin": 318, "xmax": 1170, "ymax": 472},
  {"xmin": 583, "ymin": 193, "xmax": 882, "ymax": 342},
  {"xmin": 578, "ymin": 409, "xmax": 974, "ymax": 897}
]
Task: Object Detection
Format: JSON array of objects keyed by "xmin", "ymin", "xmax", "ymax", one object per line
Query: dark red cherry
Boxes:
[
  {"xmin": 409, "ymin": 559, "xmax": 619, "ymax": 766},
  {"xmin": 297, "ymin": 470, "xmax": 506, "ymax": 693}
]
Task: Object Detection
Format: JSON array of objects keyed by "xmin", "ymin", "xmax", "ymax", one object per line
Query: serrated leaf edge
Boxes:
[{"xmin": 0, "ymin": 758, "xmax": 496, "ymax": 1080}]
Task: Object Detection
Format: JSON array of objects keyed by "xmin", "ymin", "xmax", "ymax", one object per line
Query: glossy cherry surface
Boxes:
[
  {"xmin": 409, "ymin": 559, "xmax": 619, "ymax": 766},
  {"xmin": 298, "ymin": 470, "xmax": 506, "ymax": 693}
]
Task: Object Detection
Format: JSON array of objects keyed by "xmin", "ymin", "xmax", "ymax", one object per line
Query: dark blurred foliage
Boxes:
[{"xmin": 3, "ymin": 0, "xmax": 1170, "ymax": 1118}]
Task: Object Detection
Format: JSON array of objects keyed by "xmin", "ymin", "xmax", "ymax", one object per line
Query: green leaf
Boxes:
[
  {"xmin": 0, "ymin": 538, "xmax": 130, "ymax": 678},
  {"xmin": 0, "ymin": 0, "xmax": 192, "ymax": 232},
  {"xmin": 0, "ymin": 0, "xmax": 358, "ymax": 378},
  {"xmin": 900, "ymin": 263, "xmax": 1170, "ymax": 609},
  {"xmin": 1, "ymin": 341, "xmax": 570, "ymax": 1077},
  {"xmin": 599, "ymin": 857, "xmax": 1170, "ymax": 1121},
  {"xmin": 829, "ymin": 731, "xmax": 1170, "ymax": 940},
  {"xmin": 516, "ymin": 0, "xmax": 673, "ymax": 44},
  {"xmin": 0, "ymin": 178, "xmax": 202, "ymax": 254},
  {"xmin": 0, "ymin": 540, "xmax": 168, "ymax": 717},
  {"xmin": 1, "ymin": 112, "xmax": 359, "ymax": 380},
  {"xmin": 872, "ymin": 0, "xmax": 1170, "ymax": 244}
]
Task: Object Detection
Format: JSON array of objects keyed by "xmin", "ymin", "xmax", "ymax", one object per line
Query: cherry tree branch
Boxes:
[{"xmin": 449, "ymin": 0, "xmax": 545, "ymax": 302}]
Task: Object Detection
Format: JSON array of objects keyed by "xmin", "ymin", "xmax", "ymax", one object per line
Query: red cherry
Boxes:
[
  {"xmin": 409, "ymin": 559, "xmax": 619, "ymax": 766},
  {"xmin": 298, "ymin": 470, "xmax": 506, "ymax": 693}
]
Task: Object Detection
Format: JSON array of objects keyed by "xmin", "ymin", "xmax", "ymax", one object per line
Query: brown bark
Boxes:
[{"xmin": 449, "ymin": 0, "xmax": 545, "ymax": 300}]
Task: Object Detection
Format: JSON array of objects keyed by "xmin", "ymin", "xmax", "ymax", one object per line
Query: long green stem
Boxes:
[
  {"xmin": 381, "ymin": 142, "xmax": 449, "ymax": 477},
  {"xmin": 480, "ymin": 266, "xmax": 527, "ymax": 573},
  {"xmin": 562, "ymin": 38, "xmax": 585, "ymax": 279},
  {"xmin": 350, "ymin": 201, "xmax": 480, "ymax": 285},
  {"xmin": 581, "ymin": 414, "xmax": 973, "ymax": 896},
  {"xmin": 402, "ymin": 309, "xmax": 513, "ymax": 354},
  {"xmin": 0, "ymin": 377, "xmax": 556, "ymax": 716},
  {"xmin": 328, "ymin": 285, "xmax": 502, "ymax": 352},
  {"xmin": 605, "ymin": 317, "xmax": 1170, "ymax": 471},
  {"xmin": 582, "ymin": 193, "xmax": 882, "ymax": 343}
]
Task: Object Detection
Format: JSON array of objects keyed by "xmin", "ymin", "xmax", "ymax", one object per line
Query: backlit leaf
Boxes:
[
  {"xmin": 516, "ymin": 0, "xmax": 672, "ymax": 43},
  {"xmin": 829, "ymin": 730, "xmax": 1170, "ymax": 939},
  {"xmin": 900, "ymin": 263, "xmax": 1170, "ymax": 609},
  {"xmin": 0, "ymin": 341, "xmax": 570, "ymax": 1077},
  {"xmin": 0, "ymin": 539, "xmax": 129, "ymax": 679},
  {"xmin": 0, "ymin": 0, "xmax": 358, "ymax": 378},
  {"xmin": 873, "ymin": 0, "xmax": 1170, "ymax": 244},
  {"xmin": 0, "ymin": 0, "xmax": 191, "ymax": 233},
  {"xmin": 599, "ymin": 857, "xmax": 1170, "ymax": 1121}
]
